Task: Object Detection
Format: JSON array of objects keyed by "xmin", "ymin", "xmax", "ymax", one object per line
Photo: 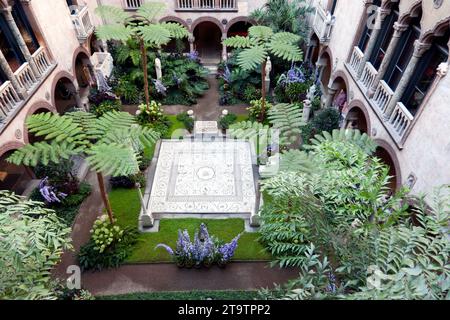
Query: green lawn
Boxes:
[
  {"xmin": 109, "ymin": 188, "xmax": 271, "ymax": 263},
  {"xmin": 98, "ymin": 290, "xmax": 260, "ymax": 300},
  {"xmin": 164, "ymin": 115, "xmax": 185, "ymax": 139}
]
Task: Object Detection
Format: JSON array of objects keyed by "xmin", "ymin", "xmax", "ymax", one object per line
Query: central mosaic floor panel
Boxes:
[{"xmin": 149, "ymin": 140, "xmax": 257, "ymax": 214}]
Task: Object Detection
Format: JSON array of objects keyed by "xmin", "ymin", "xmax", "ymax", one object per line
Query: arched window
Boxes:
[
  {"xmin": 402, "ymin": 30, "xmax": 449, "ymax": 115},
  {"xmin": 369, "ymin": 3, "xmax": 399, "ymax": 69},
  {"xmin": 383, "ymin": 13, "xmax": 422, "ymax": 91},
  {"xmin": 0, "ymin": 13, "xmax": 25, "ymax": 71},
  {"xmin": 12, "ymin": 1, "xmax": 40, "ymax": 54},
  {"xmin": 358, "ymin": 0, "xmax": 382, "ymax": 52}
]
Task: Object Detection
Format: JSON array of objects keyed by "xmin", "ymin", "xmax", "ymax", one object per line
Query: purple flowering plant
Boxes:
[
  {"xmin": 187, "ymin": 50, "xmax": 199, "ymax": 61},
  {"xmin": 277, "ymin": 65, "xmax": 306, "ymax": 88},
  {"xmin": 39, "ymin": 177, "xmax": 68, "ymax": 204},
  {"xmin": 155, "ymin": 223, "xmax": 241, "ymax": 268}
]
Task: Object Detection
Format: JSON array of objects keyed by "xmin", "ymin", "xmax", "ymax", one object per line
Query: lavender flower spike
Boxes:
[{"xmin": 155, "ymin": 244, "xmax": 174, "ymax": 256}]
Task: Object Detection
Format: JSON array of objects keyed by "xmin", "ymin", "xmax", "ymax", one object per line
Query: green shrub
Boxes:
[
  {"xmin": 176, "ymin": 112, "xmax": 194, "ymax": 132},
  {"xmin": 218, "ymin": 113, "xmax": 238, "ymax": 130},
  {"xmin": 285, "ymin": 82, "xmax": 310, "ymax": 103},
  {"xmin": 136, "ymin": 101, "xmax": 164, "ymax": 125},
  {"xmin": 113, "ymin": 75, "xmax": 141, "ymax": 104},
  {"xmin": 301, "ymin": 108, "xmax": 341, "ymax": 145},
  {"xmin": 243, "ymin": 85, "xmax": 261, "ymax": 103},
  {"xmin": 247, "ymin": 99, "xmax": 272, "ymax": 123},
  {"xmin": 110, "ymin": 172, "xmax": 146, "ymax": 189},
  {"xmin": 91, "ymin": 99, "xmax": 122, "ymax": 117},
  {"xmin": 78, "ymin": 226, "xmax": 138, "ymax": 271}
]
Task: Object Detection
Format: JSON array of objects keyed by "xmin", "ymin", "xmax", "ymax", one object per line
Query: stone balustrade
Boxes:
[
  {"xmin": 348, "ymin": 46, "xmax": 364, "ymax": 76},
  {"xmin": 360, "ymin": 62, "xmax": 378, "ymax": 91},
  {"xmin": 387, "ymin": 102, "xmax": 413, "ymax": 142},
  {"xmin": 71, "ymin": 5, "xmax": 94, "ymax": 42},
  {"xmin": 176, "ymin": 0, "xmax": 237, "ymax": 11},
  {"xmin": 312, "ymin": 5, "xmax": 335, "ymax": 44},
  {"xmin": 123, "ymin": 0, "xmax": 143, "ymax": 9},
  {"xmin": 372, "ymin": 80, "xmax": 394, "ymax": 115},
  {"xmin": 14, "ymin": 62, "xmax": 36, "ymax": 92},
  {"xmin": 0, "ymin": 81, "xmax": 21, "ymax": 119}
]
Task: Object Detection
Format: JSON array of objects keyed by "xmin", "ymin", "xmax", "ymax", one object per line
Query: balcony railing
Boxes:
[
  {"xmin": 71, "ymin": 5, "xmax": 94, "ymax": 42},
  {"xmin": 0, "ymin": 47, "xmax": 54, "ymax": 131},
  {"xmin": 176, "ymin": 0, "xmax": 237, "ymax": 11},
  {"xmin": 312, "ymin": 6, "xmax": 335, "ymax": 44},
  {"xmin": 0, "ymin": 81, "xmax": 21, "ymax": 119},
  {"xmin": 345, "ymin": 46, "xmax": 415, "ymax": 147},
  {"xmin": 123, "ymin": 0, "xmax": 143, "ymax": 10},
  {"xmin": 360, "ymin": 62, "xmax": 378, "ymax": 91},
  {"xmin": 348, "ymin": 46, "xmax": 364, "ymax": 76},
  {"xmin": 388, "ymin": 102, "xmax": 413, "ymax": 142}
]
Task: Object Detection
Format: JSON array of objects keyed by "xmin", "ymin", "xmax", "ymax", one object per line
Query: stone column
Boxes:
[
  {"xmin": 0, "ymin": 49, "xmax": 26, "ymax": 99},
  {"xmin": 357, "ymin": 7, "xmax": 390, "ymax": 79},
  {"xmin": 221, "ymin": 33, "xmax": 227, "ymax": 61},
  {"xmin": 1, "ymin": 5, "xmax": 40, "ymax": 79},
  {"xmin": 383, "ymin": 40, "xmax": 431, "ymax": 119},
  {"xmin": 74, "ymin": 89, "xmax": 85, "ymax": 111},
  {"xmin": 368, "ymin": 22, "xmax": 408, "ymax": 97}
]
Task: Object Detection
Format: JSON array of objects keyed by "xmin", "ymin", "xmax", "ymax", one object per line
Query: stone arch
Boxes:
[
  {"xmin": 192, "ymin": 18, "xmax": 223, "ymax": 62},
  {"xmin": 159, "ymin": 16, "xmax": 189, "ymax": 30},
  {"xmin": 420, "ymin": 16, "xmax": 450, "ymax": 48},
  {"xmin": 191, "ymin": 16, "xmax": 224, "ymax": 33},
  {"xmin": 0, "ymin": 141, "xmax": 34, "ymax": 195},
  {"xmin": 398, "ymin": 0, "xmax": 422, "ymax": 25},
  {"xmin": 317, "ymin": 47, "xmax": 333, "ymax": 94},
  {"xmin": 381, "ymin": 0, "xmax": 400, "ymax": 10},
  {"xmin": 225, "ymin": 16, "xmax": 256, "ymax": 34},
  {"xmin": 327, "ymin": 70, "xmax": 350, "ymax": 110},
  {"xmin": 344, "ymin": 99, "xmax": 371, "ymax": 135},
  {"xmin": 329, "ymin": 70, "xmax": 350, "ymax": 92},
  {"xmin": 373, "ymin": 139, "xmax": 402, "ymax": 192},
  {"xmin": 159, "ymin": 17, "xmax": 190, "ymax": 53},
  {"xmin": 23, "ymin": 101, "xmax": 56, "ymax": 144},
  {"xmin": 307, "ymin": 32, "xmax": 321, "ymax": 64},
  {"xmin": 51, "ymin": 71, "xmax": 78, "ymax": 115}
]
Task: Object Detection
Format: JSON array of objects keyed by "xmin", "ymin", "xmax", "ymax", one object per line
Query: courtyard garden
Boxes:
[{"xmin": 1, "ymin": 1, "xmax": 449, "ymax": 302}]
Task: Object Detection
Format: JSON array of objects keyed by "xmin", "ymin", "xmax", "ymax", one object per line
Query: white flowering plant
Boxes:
[{"xmin": 91, "ymin": 215, "xmax": 124, "ymax": 253}]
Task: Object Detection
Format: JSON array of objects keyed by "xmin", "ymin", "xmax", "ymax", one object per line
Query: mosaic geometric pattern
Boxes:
[{"xmin": 148, "ymin": 140, "xmax": 256, "ymax": 214}]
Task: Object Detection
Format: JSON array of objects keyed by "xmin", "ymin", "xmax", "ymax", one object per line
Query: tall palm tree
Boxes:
[
  {"xmin": 223, "ymin": 26, "xmax": 303, "ymax": 121},
  {"xmin": 94, "ymin": 3, "xmax": 188, "ymax": 108},
  {"xmin": 7, "ymin": 111, "xmax": 159, "ymax": 224}
]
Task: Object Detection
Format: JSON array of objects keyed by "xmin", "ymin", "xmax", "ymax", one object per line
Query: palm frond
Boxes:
[
  {"xmin": 271, "ymin": 31, "xmax": 301, "ymax": 44},
  {"xmin": 99, "ymin": 126, "xmax": 160, "ymax": 152},
  {"xmin": 279, "ymin": 149, "xmax": 313, "ymax": 173},
  {"xmin": 306, "ymin": 129, "xmax": 377, "ymax": 155},
  {"xmin": 89, "ymin": 111, "xmax": 137, "ymax": 137},
  {"xmin": 86, "ymin": 143, "xmax": 139, "ymax": 177}
]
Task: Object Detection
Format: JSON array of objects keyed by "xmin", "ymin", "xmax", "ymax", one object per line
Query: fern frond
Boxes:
[
  {"xmin": 99, "ymin": 126, "xmax": 160, "ymax": 152},
  {"xmin": 268, "ymin": 103, "xmax": 305, "ymax": 146},
  {"xmin": 136, "ymin": 2, "xmax": 166, "ymax": 22},
  {"xmin": 25, "ymin": 112, "xmax": 86, "ymax": 145},
  {"xmin": 94, "ymin": 5, "xmax": 130, "ymax": 24},
  {"xmin": 161, "ymin": 22, "xmax": 189, "ymax": 39},
  {"xmin": 268, "ymin": 41, "xmax": 303, "ymax": 61},
  {"xmin": 271, "ymin": 32, "xmax": 301, "ymax": 44},
  {"xmin": 138, "ymin": 24, "xmax": 171, "ymax": 46},
  {"xmin": 237, "ymin": 46, "xmax": 266, "ymax": 71},
  {"xmin": 95, "ymin": 24, "xmax": 134, "ymax": 42},
  {"xmin": 89, "ymin": 111, "xmax": 137, "ymax": 137},
  {"xmin": 7, "ymin": 141, "xmax": 80, "ymax": 167},
  {"xmin": 86, "ymin": 143, "xmax": 139, "ymax": 177},
  {"xmin": 248, "ymin": 25, "xmax": 274, "ymax": 42},
  {"xmin": 223, "ymin": 36, "xmax": 252, "ymax": 48}
]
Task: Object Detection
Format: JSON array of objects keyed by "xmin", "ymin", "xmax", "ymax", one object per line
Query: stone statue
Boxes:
[
  {"xmin": 155, "ymin": 57, "xmax": 162, "ymax": 80},
  {"xmin": 265, "ymin": 57, "xmax": 272, "ymax": 81},
  {"xmin": 306, "ymin": 84, "xmax": 316, "ymax": 101}
]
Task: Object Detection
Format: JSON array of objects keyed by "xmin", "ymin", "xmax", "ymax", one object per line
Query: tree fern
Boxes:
[
  {"xmin": 279, "ymin": 149, "xmax": 313, "ymax": 173},
  {"xmin": 306, "ymin": 129, "xmax": 377, "ymax": 155}
]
